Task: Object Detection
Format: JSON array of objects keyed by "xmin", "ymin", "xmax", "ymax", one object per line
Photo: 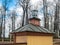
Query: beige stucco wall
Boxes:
[
  {"xmin": 27, "ymin": 36, "xmax": 53, "ymax": 45},
  {"xmin": 16, "ymin": 36, "xmax": 27, "ymax": 43},
  {"xmin": 16, "ymin": 35, "xmax": 53, "ymax": 45}
]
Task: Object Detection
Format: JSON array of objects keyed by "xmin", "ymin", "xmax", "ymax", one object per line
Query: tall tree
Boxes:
[
  {"xmin": 43, "ymin": 0, "xmax": 49, "ymax": 29},
  {"xmin": 54, "ymin": 4, "xmax": 58, "ymax": 32},
  {"xmin": 54, "ymin": 1, "xmax": 60, "ymax": 38},
  {"xmin": 17, "ymin": 0, "xmax": 30, "ymax": 26},
  {"xmin": 0, "ymin": 6, "xmax": 3, "ymax": 38},
  {"xmin": 2, "ymin": 0, "xmax": 12, "ymax": 41},
  {"xmin": 11, "ymin": 9, "xmax": 16, "ymax": 32}
]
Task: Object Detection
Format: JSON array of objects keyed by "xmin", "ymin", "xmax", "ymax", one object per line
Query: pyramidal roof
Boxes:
[{"xmin": 13, "ymin": 24, "xmax": 53, "ymax": 34}]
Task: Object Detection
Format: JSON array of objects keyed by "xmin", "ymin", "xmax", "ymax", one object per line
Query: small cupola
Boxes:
[{"xmin": 29, "ymin": 10, "xmax": 41, "ymax": 26}]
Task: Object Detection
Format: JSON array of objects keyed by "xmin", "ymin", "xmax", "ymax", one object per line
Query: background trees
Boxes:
[
  {"xmin": 17, "ymin": 0, "xmax": 30, "ymax": 26},
  {"xmin": 0, "ymin": 0, "xmax": 59, "ymax": 40}
]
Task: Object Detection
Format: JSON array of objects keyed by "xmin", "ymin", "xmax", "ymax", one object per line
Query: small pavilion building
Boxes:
[{"xmin": 11, "ymin": 10, "xmax": 53, "ymax": 45}]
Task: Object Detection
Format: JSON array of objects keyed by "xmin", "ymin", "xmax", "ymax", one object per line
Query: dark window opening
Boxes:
[{"xmin": 59, "ymin": 30, "xmax": 60, "ymax": 36}]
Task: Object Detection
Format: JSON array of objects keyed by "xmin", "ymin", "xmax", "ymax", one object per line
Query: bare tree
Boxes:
[
  {"xmin": 43, "ymin": 0, "xmax": 49, "ymax": 29},
  {"xmin": 11, "ymin": 10, "xmax": 16, "ymax": 32},
  {"xmin": 1, "ymin": 0, "xmax": 12, "ymax": 41},
  {"xmin": 17, "ymin": 0, "xmax": 30, "ymax": 26},
  {"xmin": 54, "ymin": 4, "xmax": 58, "ymax": 32},
  {"xmin": 0, "ymin": 6, "xmax": 3, "ymax": 38},
  {"xmin": 54, "ymin": 2, "xmax": 60, "ymax": 38},
  {"xmin": 8, "ymin": 23, "xmax": 12, "ymax": 42}
]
